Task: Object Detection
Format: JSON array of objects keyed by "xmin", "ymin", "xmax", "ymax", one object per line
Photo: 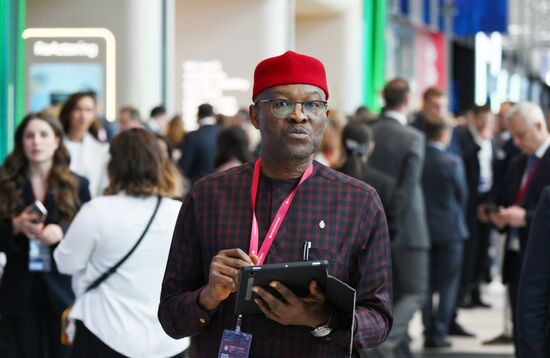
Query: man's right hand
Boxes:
[{"xmin": 198, "ymin": 248, "xmax": 258, "ymax": 311}]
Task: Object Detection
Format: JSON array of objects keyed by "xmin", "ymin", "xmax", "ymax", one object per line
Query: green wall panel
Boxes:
[
  {"xmin": 363, "ymin": 0, "xmax": 386, "ymax": 113},
  {"xmin": 0, "ymin": 0, "xmax": 25, "ymax": 162}
]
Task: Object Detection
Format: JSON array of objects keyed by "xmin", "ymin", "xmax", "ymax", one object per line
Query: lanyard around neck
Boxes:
[{"xmin": 249, "ymin": 158, "xmax": 313, "ymax": 265}]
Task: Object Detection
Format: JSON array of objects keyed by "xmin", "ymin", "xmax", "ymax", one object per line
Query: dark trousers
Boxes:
[
  {"xmin": 1, "ymin": 277, "xmax": 69, "ymax": 358},
  {"xmin": 423, "ymin": 241, "xmax": 463, "ymax": 341},
  {"xmin": 460, "ymin": 219, "xmax": 492, "ymax": 302},
  {"xmin": 367, "ymin": 247, "xmax": 428, "ymax": 358},
  {"xmin": 506, "ymin": 251, "xmax": 521, "ymax": 356},
  {"xmin": 71, "ymin": 321, "xmax": 187, "ymax": 358}
]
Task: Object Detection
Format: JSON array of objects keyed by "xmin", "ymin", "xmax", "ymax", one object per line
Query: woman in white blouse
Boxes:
[
  {"xmin": 59, "ymin": 92, "xmax": 109, "ymax": 197},
  {"xmin": 54, "ymin": 129, "xmax": 189, "ymax": 358}
]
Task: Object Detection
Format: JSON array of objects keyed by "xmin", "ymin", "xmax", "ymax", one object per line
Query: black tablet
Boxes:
[{"xmin": 234, "ymin": 260, "xmax": 329, "ymax": 315}]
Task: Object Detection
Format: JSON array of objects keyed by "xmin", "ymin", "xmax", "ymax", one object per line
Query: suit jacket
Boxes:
[
  {"xmin": 517, "ymin": 186, "xmax": 550, "ymax": 358},
  {"xmin": 492, "ymin": 137, "xmax": 521, "ymax": 199},
  {"xmin": 369, "ymin": 115, "xmax": 429, "ymax": 248},
  {"xmin": 178, "ymin": 124, "xmax": 220, "ymax": 183},
  {"xmin": 458, "ymin": 127, "xmax": 497, "ymax": 238},
  {"xmin": 0, "ymin": 174, "xmax": 91, "ymax": 316},
  {"xmin": 422, "ymin": 145, "xmax": 469, "ymax": 242},
  {"xmin": 496, "ymin": 147, "xmax": 550, "ymax": 283}
]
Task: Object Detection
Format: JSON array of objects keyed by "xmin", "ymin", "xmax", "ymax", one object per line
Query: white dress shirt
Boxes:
[
  {"xmin": 54, "ymin": 194, "xmax": 189, "ymax": 357},
  {"xmin": 469, "ymin": 125, "xmax": 493, "ymax": 193},
  {"xmin": 384, "ymin": 110, "xmax": 408, "ymax": 126},
  {"xmin": 65, "ymin": 133, "xmax": 109, "ymax": 197}
]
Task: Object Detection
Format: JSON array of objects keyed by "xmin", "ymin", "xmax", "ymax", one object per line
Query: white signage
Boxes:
[
  {"xmin": 182, "ymin": 60, "xmax": 250, "ymax": 130},
  {"xmin": 33, "ymin": 40, "xmax": 99, "ymax": 59}
]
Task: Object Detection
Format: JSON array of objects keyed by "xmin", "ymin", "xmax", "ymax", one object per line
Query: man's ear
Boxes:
[{"xmin": 250, "ymin": 104, "xmax": 260, "ymax": 130}]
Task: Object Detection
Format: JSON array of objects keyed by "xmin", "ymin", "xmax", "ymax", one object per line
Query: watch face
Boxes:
[{"xmin": 312, "ymin": 325, "xmax": 332, "ymax": 337}]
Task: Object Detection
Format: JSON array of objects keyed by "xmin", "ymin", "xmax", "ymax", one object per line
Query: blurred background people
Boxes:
[
  {"xmin": 421, "ymin": 117, "xmax": 468, "ymax": 349},
  {"xmin": 54, "ymin": 128, "xmax": 189, "ymax": 358},
  {"xmin": 487, "ymin": 101, "xmax": 550, "ymax": 354},
  {"xmin": 315, "ymin": 109, "xmax": 345, "ymax": 168},
  {"xmin": 457, "ymin": 105, "xmax": 496, "ymax": 310},
  {"xmin": 368, "ymin": 78, "xmax": 429, "ymax": 358},
  {"xmin": 118, "ymin": 106, "xmax": 144, "ymax": 132},
  {"xmin": 214, "ymin": 125, "xmax": 252, "ymax": 172},
  {"xmin": 178, "ymin": 103, "xmax": 220, "ymax": 183},
  {"xmin": 337, "ymin": 122, "xmax": 397, "ymax": 239},
  {"xmin": 0, "ymin": 113, "xmax": 91, "ymax": 358},
  {"xmin": 165, "ymin": 114, "xmax": 186, "ymax": 162},
  {"xmin": 147, "ymin": 105, "xmax": 169, "ymax": 135},
  {"xmin": 483, "ymin": 100, "xmax": 519, "ymax": 346},
  {"xmin": 155, "ymin": 134, "xmax": 187, "ymax": 199},
  {"xmin": 411, "ymin": 86, "xmax": 449, "ymax": 132},
  {"xmin": 59, "ymin": 91, "xmax": 110, "ymax": 197}
]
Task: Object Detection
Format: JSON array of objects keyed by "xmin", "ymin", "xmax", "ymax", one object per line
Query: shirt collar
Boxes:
[
  {"xmin": 198, "ymin": 116, "xmax": 217, "ymax": 126},
  {"xmin": 535, "ymin": 136, "xmax": 550, "ymax": 158},
  {"xmin": 427, "ymin": 141, "xmax": 447, "ymax": 151},
  {"xmin": 468, "ymin": 124, "xmax": 489, "ymax": 146},
  {"xmin": 384, "ymin": 110, "xmax": 407, "ymax": 126}
]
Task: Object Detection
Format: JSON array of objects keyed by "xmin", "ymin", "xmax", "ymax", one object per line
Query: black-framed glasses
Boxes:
[{"xmin": 255, "ymin": 99, "xmax": 328, "ymax": 117}]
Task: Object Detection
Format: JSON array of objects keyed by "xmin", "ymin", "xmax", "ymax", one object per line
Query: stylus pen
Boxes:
[{"xmin": 303, "ymin": 241, "xmax": 312, "ymax": 261}]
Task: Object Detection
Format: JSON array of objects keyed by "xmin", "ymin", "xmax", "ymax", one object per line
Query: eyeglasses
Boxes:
[{"xmin": 255, "ymin": 99, "xmax": 328, "ymax": 117}]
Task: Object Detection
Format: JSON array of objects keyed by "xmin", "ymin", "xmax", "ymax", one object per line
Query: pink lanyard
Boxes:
[{"xmin": 249, "ymin": 158, "xmax": 313, "ymax": 265}]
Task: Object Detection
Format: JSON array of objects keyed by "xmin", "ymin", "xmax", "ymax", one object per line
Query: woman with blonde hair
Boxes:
[{"xmin": 54, "ymin": 128, "xmax": 189, "ymax": 357}]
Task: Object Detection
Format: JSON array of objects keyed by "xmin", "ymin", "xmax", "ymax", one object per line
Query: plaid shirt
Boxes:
[{"xmin": 159, "ymin": 161, "xmax": 392, "ymax": 357}]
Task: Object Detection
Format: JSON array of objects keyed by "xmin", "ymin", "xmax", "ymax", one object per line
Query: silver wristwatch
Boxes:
[{"xmin": 310, "ymin": 315, "xmax": 333, "ymax": 337}]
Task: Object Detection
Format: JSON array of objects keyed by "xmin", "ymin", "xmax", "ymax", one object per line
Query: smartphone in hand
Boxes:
[
  {"xmin": 484, "ymin": 202, "xmax": 500, "ymax": 214},
  {"xmin": 30, "ymin": 200, "xmax": 48, "ymax": 223}
]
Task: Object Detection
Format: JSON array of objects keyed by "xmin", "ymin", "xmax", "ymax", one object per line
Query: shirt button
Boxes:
[{"xmin": 199, "ymin": 318, "xmax": 206, "ymax": 324}]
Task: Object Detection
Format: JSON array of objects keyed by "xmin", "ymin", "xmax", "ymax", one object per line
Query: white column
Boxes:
[
  {"xmin": 341, "ymin": 0, "xmax": 364, "ymax": 114},
  {"xmin": 121, "ymin": 0, "xmax": 163, "ymax": 118},
  {"xmin": 258, "ymin": 0, "xmax": 294, "ymax": 57}
]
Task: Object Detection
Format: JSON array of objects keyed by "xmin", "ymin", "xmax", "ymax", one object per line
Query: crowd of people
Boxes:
[{"xmin": 0, "ymin": 50, "xmax": 549, "ymax": 358}]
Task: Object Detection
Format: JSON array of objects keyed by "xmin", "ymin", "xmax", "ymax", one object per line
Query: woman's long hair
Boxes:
[
  {"xmin": 166, "ymin": 114, "xmax": 185, "ymax": 147},
  {"xmin": 214, "ymin": 126, "xmax": 252, "ymax": 168},
  {"xmin": 0, "ymin": 113, "xmax": 80, "ymax": 224},
  {"xmin": 104, "ymin": 128, "xmax": 176, "ymax": 197},
  {"xmin": 59, "ymin": 91, "xmax": 101, "ymax": 140}
]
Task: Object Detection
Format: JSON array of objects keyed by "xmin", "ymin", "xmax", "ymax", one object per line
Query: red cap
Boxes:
[{"xmin": 252, "ymin": 51, "xmax": 329, "ymax": 100}]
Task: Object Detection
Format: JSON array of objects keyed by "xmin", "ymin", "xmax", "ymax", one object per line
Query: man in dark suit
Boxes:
[
  {"xmin": 488, "ymin": 101, "xmax": 550, "ymax": 354},
  {"xmin": 178, "ymin": 103, "xmax": 221, "ymax": 183},
  {"xmin": 368, "ymin": 78, "xmax": 429, "ymax": 358},
  {"xmin": 422, "ymin": 117, "xmax": 469, "ymax": 348},
  {"xmin": 517, "ymin": 186, "xmax": 550, "ymax": 358},
  {"xmin": 457, "ymin": 105, "xmax": 496, "ymax": 309},
  {"xmin": 483, "ymin": 100, "xmax": 519, "ymax": 346}
]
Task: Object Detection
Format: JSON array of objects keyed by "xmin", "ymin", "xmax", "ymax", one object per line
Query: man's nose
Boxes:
[{"xmin": 288, "ymin": 103, "xmax": 307, "ymax": 122}]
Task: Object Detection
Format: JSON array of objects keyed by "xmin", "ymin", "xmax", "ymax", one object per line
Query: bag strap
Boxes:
[{"xmin": 84, "ymin": 195, "xmax": 162, "ymax": 293}]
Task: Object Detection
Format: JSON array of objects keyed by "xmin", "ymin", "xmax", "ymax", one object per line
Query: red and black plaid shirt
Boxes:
[{"xmin": 159, "ymin": 161, "xmax": 392, "ymax": 357}]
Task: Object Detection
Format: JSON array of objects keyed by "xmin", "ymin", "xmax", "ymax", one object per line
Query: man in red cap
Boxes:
[{"xmin": 159, "ymin": 51, "xmax": 392, "ymax": 357}]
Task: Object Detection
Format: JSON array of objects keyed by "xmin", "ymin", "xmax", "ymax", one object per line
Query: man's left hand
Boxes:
[
  {"xmin": 501, "ymin": 206, "xmax": 526, "ymax": 228},
  {"xmin": 252, "ymin": 280, "xmax": 330, "ymax": 328}
]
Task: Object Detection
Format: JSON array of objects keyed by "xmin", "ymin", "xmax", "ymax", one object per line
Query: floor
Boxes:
[{"xmin": 410, "ymin": 281, "xmax": 515, "ymax": 358}]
